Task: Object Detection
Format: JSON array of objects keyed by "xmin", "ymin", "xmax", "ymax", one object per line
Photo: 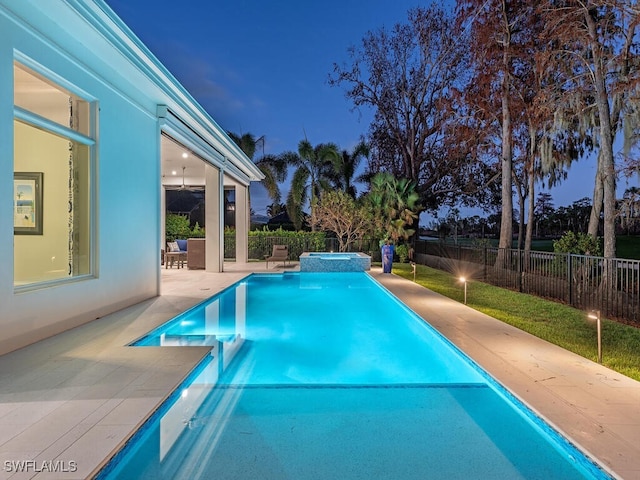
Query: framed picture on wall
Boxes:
[{"xmin": 14, "ymin": 172, "xmax": 43, "ymax": 235}]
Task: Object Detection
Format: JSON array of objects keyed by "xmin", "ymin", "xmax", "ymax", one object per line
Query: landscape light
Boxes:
[
  {"xmin": 411, "ymin": 262, "xmax": 416, "ymax": 282},
  {"xmin": 587, "ymin": 309, "xmax": 602, "ymax": 364},
  {"xmin": 459, "ymin": 277, "xmax": 467, "ymax": 304}
]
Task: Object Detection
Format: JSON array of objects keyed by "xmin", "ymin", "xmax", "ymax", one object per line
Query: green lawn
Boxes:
[
  {"xmin": 616, "ymin": 235, "xmax": 640, "ymax": 259},
  {"xmin": 392, "ymin": 262, "xmax": 640, "ymax": 381},
  {"xmin": 532, "ymin": 235, "xmax": 640, "ymax": 258}
]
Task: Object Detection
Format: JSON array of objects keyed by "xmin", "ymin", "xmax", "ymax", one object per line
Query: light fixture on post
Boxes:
[
  {"xmin": 459, "ymin": 277, "xmax": 467, "ymax": 304},
  {"xmin": 411, "ymin": 261, "xmax": 416, "ymax": 282},
  {"xmin": 587, "ymin": 309, "xmax": 602, "ymax": 364}
]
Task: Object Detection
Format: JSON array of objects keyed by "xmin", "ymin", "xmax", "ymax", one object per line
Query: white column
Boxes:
[
  {"xmin": 160, "ymin": 185, "xmax": 166, "ymax": 255},
  {"xmin": 205, "ymin": 164, "xmax": 222, "ymax": 272},
  {"xmin": 235, "ymin": 185, "xmax": 249, "ymax": 264}
]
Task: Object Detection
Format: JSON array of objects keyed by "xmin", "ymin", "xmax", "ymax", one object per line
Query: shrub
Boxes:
[
  {"xmin": 553, "ymin": 231, "xmax": 601, "ymax": 256},
  {"xmin": 395, "ymin": 244, "xmax": 409, "ymax": 263},
  {"xmin": 244, "ymin": 227, "xmax": 326, "ymax": 259},
  {"xmin": 166, "ymin": 214, "xmax": 206, "ymax": 241},
  {"xmin": 165, "ymin": 214, "xmax": 191, "ymax": 241},
  {"xmin": 190, "ymin": 222, "xmax": 205, "ymax": 238}
]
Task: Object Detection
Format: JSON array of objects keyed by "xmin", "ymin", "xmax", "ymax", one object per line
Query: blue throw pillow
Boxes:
[{"xmin": 176, "ymin": 239, "xmax": 188, "ymax": 251}]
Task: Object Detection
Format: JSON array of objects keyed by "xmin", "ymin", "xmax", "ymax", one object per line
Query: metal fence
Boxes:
[{"xmin": 414, "ymin": 240, "xmax": 640, "ymax": 325}]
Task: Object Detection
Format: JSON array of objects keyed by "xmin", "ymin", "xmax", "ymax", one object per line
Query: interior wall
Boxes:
[{"xmin": 13, "ymin": 122, "xmax": 70, "ymax": 283}]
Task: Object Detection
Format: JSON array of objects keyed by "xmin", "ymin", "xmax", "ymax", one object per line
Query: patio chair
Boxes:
[
  {"xmin": 265, "ymin": 245, "xmax": 289, "ymax": 269},
  {"xmin": 165, "ymin": 241, "xmax": 187, "ymax": 268}
]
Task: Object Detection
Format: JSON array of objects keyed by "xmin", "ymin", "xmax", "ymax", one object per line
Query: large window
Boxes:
[{"xmin": 13, "ymin": 62, "xmax": 95, "ymax": 288}]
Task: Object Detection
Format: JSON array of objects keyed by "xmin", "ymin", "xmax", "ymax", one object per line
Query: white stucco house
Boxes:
[{"xmin": 0, "ymin": 0, "xmax": 263, "ymax": 355}]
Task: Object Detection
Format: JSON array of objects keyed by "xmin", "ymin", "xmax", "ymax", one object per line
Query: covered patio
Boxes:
[{"xmin": 160, "ymin": 127, "xmax": 259, "ymax": 273}]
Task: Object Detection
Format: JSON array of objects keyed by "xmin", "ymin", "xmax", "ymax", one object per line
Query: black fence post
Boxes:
[
  {"xmin": 567, "ymin": 254, "xmax": 573, "ymax": 306},
  {"xmin": 483, "ymin": 247, "xmax": 487, "ymax": 281},
  {"xmin": 517, "ymin": 249, "xmax": 523, "ymax": 292}
]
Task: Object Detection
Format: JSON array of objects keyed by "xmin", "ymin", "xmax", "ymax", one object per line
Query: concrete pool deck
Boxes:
[{"xmin": 0, "ymin": 263, "xmax": 637, "ymax": 479}]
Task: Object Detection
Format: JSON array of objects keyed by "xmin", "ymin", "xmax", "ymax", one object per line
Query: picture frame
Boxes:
[{"xmin": 14, "ymin": 172, "xmax": 43, "ymax": 235}]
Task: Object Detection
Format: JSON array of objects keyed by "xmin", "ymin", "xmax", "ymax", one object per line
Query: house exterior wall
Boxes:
[
  {"xmin": 0, "ymin": 0, "xmax": 262, "ymax": 355},
  {"xmin": 0, "ymin": 1, "xmax": 162, "ymax": 355}
]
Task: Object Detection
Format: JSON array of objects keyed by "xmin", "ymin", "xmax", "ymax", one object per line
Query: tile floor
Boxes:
[{"xmin": 0, "ymin": 262, "xmax": 637, "ymax": 479}]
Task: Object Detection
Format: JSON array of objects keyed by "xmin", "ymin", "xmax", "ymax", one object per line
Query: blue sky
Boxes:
[{"xmin": 106, "ymin": 0, "xmax": 637, "ymax": 223}]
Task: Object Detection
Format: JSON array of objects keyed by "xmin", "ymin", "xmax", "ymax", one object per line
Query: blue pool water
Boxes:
[{"xmin": 99, "ymin": 272, "xmax": 610, "ymax": 479}]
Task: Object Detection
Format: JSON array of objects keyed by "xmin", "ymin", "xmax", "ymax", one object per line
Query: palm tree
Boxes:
[
  {"xmin": 329, "ymin": 140, "xmax": 369, "ymax": 198},
  {"xmin": 228, "ymin": 132, "xmax": 289, "ymax": 209},
  {"xmin": 266, "ymin": 202, "xmax": 286, "ymax": 217},
  {"xmin": 364, "ymin": 172, "xmax": 421, "ymax": 243},
  {"xmin": 227, "ymin": 131, "xmax": 258, "ymax": 159},
  {"xmin": 286, "ymin": 140, "xmax": 340, "ymax": 231},
  {"xmin": 255, "ymin": 154, "xmax": 289, "ymax": 205}
]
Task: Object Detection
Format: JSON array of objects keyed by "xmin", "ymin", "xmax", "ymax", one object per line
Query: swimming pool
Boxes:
[{"xmin": 98, "ymin": 272, "xmax": 610, "ymax": 479}]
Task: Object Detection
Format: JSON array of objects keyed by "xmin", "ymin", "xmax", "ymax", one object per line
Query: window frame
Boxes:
[{"xmin": 13, "ymin": 58, "xmax": 98, "ymax": 292}]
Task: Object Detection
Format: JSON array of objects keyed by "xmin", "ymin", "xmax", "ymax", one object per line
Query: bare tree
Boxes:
[
  {"xmin": 312, "ymin": 190, "xmax": 371, "ymax": 252},
  {"xmin": 330, "ymin": 6, "xmax": 471, "ymax": 211},
  {"xmin": 456, "ymin": 0, "xmax": 537, "ymax": 253}
]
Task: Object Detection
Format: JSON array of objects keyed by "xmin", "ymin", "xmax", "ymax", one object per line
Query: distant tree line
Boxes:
[{"xmin": 430, "ymin": 188, "xmax": 640, "ymax": 242}]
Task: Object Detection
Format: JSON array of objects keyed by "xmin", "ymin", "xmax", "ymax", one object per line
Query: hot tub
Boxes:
[{"xmin": 299, "ymin": 252, "xmax": 371, "ymax": 272}]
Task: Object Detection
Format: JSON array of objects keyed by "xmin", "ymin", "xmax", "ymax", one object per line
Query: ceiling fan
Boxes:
[
  {"xmin": 180, "ymin": 166, "xmax": 186, "ymax": 189},
  {"xmin": 165, "ymin": 165, "xmax": 204, "ymax": 191}
]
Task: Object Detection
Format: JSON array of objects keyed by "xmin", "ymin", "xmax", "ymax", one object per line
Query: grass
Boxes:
[
  {"xmin": 392, "ymin": 262, "xmax": 640, "ymax": 381},
  {"xmin": 616, "ymin": 235, "xmax": 640, "ymax": 260}
]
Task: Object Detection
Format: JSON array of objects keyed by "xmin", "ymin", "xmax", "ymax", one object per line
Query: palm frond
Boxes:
[{"xmin": 286, "ymin": 167, "xmax": 310, "ymax": 230}]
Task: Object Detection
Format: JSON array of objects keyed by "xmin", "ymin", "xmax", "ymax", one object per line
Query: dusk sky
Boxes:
[{"xmin": 106, "ymin": 0, "xmax": 637, "ymax": 223}]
